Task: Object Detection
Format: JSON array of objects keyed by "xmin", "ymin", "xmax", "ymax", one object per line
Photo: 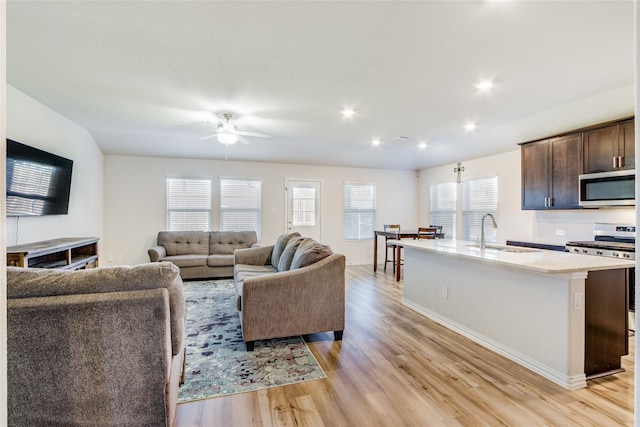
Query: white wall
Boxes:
[
  {"xmin": 419, "ymin": 149, "xmax": 635, "ymax": 245},
  {"xmin": 1, "ymin": 2, "xmax": 7, "ymax": 424},
  {"xmin": 5, "ymin": 85, "xmax": 104, "ymax": 246},
  {"xmin": 103, "ymin": 155, "xmax": 418, "ymax": 265}
]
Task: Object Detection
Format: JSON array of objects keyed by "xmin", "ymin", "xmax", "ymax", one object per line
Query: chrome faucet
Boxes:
[{"xmin": 480, "ymin": 213, "xmax": 497, "ymax": 249}]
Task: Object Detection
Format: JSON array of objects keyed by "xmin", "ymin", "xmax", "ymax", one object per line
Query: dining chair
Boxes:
[
  {"xmin": 430, "ymin": 225, "xmax": 443, "ymax": 235},
  {"xmin": 417, "ymin": 226, "xmax": 438, "ymax": 239},
  {"xmin": 383, "ymin": 224, "xmax": 401, "ymax": 273}
]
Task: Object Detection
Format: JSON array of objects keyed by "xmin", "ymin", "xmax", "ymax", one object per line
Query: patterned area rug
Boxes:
[{"xmin": 178, "ymin": 279, "xmax": 326, "ymax": 403}]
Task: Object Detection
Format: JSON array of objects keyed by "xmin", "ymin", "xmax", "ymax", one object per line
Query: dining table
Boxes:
[
  {"xmin": 373, "ymin": 230, "xmax": 418, "ymax": 281},
  {"xmin": 373, "ymin": 229, "xmax": 444, "ymax": 281}
]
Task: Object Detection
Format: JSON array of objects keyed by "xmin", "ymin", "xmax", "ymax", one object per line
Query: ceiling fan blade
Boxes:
[
  {"xmin": 238, "ymin": 130, "xmax": 271, "ymax": 138},
  {"xmin": 181, "ymin": 121, "xmax": 219, "ymax": 131},
  {"xmin": 199, "ymin": 133, "xmax": 219, "ymax": 140},
  {"xmin": 238, "ymin": 136, "xmax": 251, "ymax": 145}
]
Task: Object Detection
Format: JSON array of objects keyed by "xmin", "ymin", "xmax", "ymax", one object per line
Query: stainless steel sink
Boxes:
[{"xmin": 466, "ymin": 243, "xmax": 539, "ymax": 253}]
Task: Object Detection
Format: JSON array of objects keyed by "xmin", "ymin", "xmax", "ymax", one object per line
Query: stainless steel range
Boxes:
[
  {"xmin": 566, "ymin": 223, "xmax": 636, "ymax": 333},
  {"xmin": 565, "ymin": 223, "xmax": 635, "ymax": 260}
]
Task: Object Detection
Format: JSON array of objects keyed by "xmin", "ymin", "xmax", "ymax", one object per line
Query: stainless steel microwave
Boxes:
[{"xmin": 579, "ymin": 170, "xmax": 635, "ymax": 207}]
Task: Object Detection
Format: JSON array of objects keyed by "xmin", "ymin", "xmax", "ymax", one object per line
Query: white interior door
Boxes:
[{"xmin": 286, "ymin": 180, "xmax": 321, "ymax": 241}]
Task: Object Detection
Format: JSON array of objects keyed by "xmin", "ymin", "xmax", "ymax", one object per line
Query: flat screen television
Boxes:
[{"xmin": 6, "ymin": 139, "xmax": 74, "ymax": 216}]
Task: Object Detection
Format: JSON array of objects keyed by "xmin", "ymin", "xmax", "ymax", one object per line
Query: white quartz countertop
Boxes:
[{"xmin": 399, "ymin": 239, "xmax": 635, "ymax": 274}]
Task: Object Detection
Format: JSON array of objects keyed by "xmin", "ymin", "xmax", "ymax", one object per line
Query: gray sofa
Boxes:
[
  {"xmin": 7, "ymin": 262, "xmax": 185, "ymax": 427},
  {"xmin": 234, "ymin": 232, "xmax": 346, "ymax": 351},
  {"xmin": 149, "ymin": 230, "xmax": 258, "ymax": 279}
]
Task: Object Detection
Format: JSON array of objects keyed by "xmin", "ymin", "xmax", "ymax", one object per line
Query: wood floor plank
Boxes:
[{"xmin": 173, "ymin": 265, "xmax": 634, "ymax": 426}]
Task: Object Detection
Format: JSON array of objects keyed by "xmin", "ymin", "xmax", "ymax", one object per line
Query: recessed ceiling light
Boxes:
[
  {"xmin": 371, "ymin": 138, "xmax": 381, "ymax": 146},
  {"xmin": 475, "ymin": 80, "xmax": 494, "ymax": 92},
  {"xmin": 418, "ymin": 142, "xmax": 427, "ymax": 150},
  {"xmin": 341, "ymin": 108, "xmax": 356, "ymax": 118},
  {"xmin": 464, "ymin": 122, "xmax": 477, "ymax": 131}
]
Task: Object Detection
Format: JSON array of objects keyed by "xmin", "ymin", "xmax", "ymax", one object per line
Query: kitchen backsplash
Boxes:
[{"xmin": 533, "ymin": 208, "xmax": 635, "ymax": 243}]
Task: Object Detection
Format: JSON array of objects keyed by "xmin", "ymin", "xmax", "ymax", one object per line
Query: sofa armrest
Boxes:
[
  {"xmin": 148, "ymin": 245, "xmax": 167, "ymax": 262},
  {"xmin": 8, "ymin": 289, "xmax": 173, "ymax": 426},
  {"xmin": 241, "ymin": 253, "xmax": 345, "ymax": 342},
  {"xmin": 234, "ymin": 245, "xmax": 274, "ymax": 266}
]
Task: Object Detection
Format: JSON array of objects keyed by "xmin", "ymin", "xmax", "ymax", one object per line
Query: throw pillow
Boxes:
[
  {"xmin": 277, "ymin": 236, "xmax": 306, "ymax": 272},
  {"xmin": 290, "ymin": 239, "xmax": 333, "ymax": 269},
  {"xmin": 271, "ymin": 232, "xmax": 301, "ymax": 269}
]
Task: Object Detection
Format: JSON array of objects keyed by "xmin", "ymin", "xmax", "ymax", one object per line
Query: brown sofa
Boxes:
[
  {"xmin": 234, "ymin": 232, "xmax": 345, "ymax": 351},
  {"xmin": 7, "ymin": 262, "xmax": 185, "ymax": 427},
  {"xmin": 148, "ymin": 230, "xmax": 258, "ymax": 279}
]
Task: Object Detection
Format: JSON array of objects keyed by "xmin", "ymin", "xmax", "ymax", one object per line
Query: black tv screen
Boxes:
[{"xmin": 6, "ymin": 139, "xmax": 73, "ymax": 216}]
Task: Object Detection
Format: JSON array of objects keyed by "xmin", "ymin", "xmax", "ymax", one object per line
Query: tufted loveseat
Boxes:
[{"xmin": 148, "ymin": 230, "xmax": 258, "ymax": 280}]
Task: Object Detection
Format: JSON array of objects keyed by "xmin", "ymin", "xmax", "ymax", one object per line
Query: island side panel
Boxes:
[{"xmin": 402, "ymin": 246, "xmax": 587, "ymax": 390}]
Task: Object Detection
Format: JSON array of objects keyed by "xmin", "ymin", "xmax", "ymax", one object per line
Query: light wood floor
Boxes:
[{"xmin": 174, "ymin": 265, "xmax": 635, "ymax": 426}]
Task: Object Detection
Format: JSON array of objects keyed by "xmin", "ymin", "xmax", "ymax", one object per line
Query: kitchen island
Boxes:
[{"xmin": 400, "ymin": 239, "xmax": 634, "ymax": 390}]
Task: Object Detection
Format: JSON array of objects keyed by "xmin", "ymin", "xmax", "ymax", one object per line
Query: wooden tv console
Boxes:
[{"xmin": 7, "ymin": 237, "xmax": 99, "ymax": 270}]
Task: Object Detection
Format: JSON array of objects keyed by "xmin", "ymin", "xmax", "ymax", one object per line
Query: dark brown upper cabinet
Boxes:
[
  {"xmin": 521, "ymin": 133, "xmax": 583, "ymax": 210},
  {"xmin": 584, "ymin": 119, "xmax": 635, "ymax": 173}
]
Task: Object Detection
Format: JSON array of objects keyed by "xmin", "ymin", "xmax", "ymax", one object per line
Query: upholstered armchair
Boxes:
[{"xmin": 7, "ymin": 262, "xmax": 185, "ymax": 427}]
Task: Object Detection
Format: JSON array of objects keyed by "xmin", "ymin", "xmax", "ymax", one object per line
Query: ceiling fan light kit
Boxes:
[{"xmin": 217, "ymin": 121, "xmax": 239, "ymax": 145}]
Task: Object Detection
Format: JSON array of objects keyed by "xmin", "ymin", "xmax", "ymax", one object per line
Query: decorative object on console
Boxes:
[{"xmin": 178, "ymin": 279, "xmax": 326, "ymax": 403}]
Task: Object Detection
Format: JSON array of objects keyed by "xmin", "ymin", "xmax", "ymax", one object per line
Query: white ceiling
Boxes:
[{"xmin": 6, "ymin": 0, "xmax": 635, "ymax": 171}]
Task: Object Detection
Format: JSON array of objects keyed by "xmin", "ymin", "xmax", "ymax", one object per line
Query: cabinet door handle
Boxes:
[
  {"xmin": 619, "ymin": 156, "xmax": 623, "ymax": 168},
  {"xmin": 613, "ymin": 156, "xmax": 618, "ymax": 168}
]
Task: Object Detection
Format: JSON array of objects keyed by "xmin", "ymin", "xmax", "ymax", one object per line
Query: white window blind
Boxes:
[
  {"xmin": 463, "ymin": 176, "xmax": 498, "ymax": 243},
  {"xmin": 344, "ymin": 183, "xmax": 376, "ymax": 240},
  {"xmin": 220, "ymin": 179, "xmax": 261, "ymax": 239},
  {"xmin": 430, "ymin": 182, "xmax": 457, "ymax": 240},
  {"xmin": 166, "ymin": 178, "xmax": 212, "ymax": 231},
  {"xmin": 292, "ymin": 187, "xmax": 316, "ymax": 226}
]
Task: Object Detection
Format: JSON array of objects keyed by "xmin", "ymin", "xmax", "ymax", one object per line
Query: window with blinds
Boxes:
[
  {"xmin": 463, "ymin": 176, "xmax": 498, "ymax": 243},
  {"xmin": 292, "ymin": 187, "xmax": 316, "ymax": 226},
  {"xmin": 166, "ymin": 178, "xmax": 212, "ymax": 231},
  {"xmin": 430, "ymin": 181, "xmax": 457, "ymax": 240},
  {"xmin": 344, "ymin": 183, "xmax": 376, "ymax": 240},
  {"xmin": 220, "ymin": 179, "xmax": 261, "ymax": 239}
]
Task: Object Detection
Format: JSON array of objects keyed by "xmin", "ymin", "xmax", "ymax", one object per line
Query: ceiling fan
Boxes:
[{"xmin": 197, "ymin": 113, "xmax": 270, "ymax": 145}]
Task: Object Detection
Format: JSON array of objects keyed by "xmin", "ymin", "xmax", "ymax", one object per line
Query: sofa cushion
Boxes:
[
  {"xmin": 277, "ymin": 236, "xmax": 305, "ymax": 272},
  {"xmin": 234, "ymin": 265, "xmax": 278, "ymax": 311},
  {"xmin": 271, "ymin": 232, "xmax": 301, "ymax": 269},
  {"xmin": 290, "ymin": 239, "xmax": 334, "ymax": 269},
  {"xmin": 6, "ymin": 262, "xmax": 185, "ymax": 356},
  {"xmin": 235, "ymin": 264, "xmax": 278, "ymax": 275},
  {"xmin": 207, "ymin": 254, "xmax": 234, "ymax": 267},
  {"xmin": 210, "ymin": 231, "xmax": 257, "ymax": 255},
  {"xmin": 158, "ymin": 231, "xmax": 209, "ymax": 256},
  {"xmin": 164, "ymin": 254, "xmax": 208, "ymax": 268}
]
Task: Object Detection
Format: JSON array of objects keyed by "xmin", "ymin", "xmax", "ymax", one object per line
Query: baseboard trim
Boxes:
[{"xmin": 402, "ymin": 298, "xmax": 587, "ymax": 390}]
